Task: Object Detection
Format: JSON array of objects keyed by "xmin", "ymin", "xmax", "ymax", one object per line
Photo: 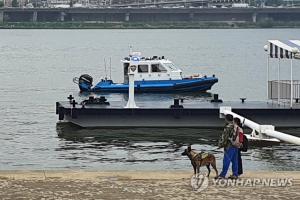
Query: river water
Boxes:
[{"xmin": 0, "ymin": 29, "xmax": 299, "ymax": 171}]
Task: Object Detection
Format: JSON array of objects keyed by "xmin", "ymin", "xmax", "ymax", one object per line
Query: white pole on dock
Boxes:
[
  {"xmin": 289, "ymin": 47, "xmax": 300, "ymax": 108},
  {"xmin": 277, "ymin": 58, "xmax": 281, "ymax": 105},
  {"xmin": 290, "ymin": 58, "xmax": 293, "ymax": 108},
  {"xmin": 264, "ymin": 45, "xmax": 269, "ymax": 101},
  {"xmin": 220, "ymin": 107, "xmax": 300, "ymax": 145},
  {"xmin": 267, "ymin": 56, "xmax": 270, "ymax": 100},
  {"xmin": 125, "ymin": 65, "xmax": 138, "ymax": 108}
]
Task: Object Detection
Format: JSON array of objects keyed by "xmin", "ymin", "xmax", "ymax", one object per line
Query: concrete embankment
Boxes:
[
  {"xmin": 0, "ymin": 171, "xmax": 299, "ymax": 199},
  {"xmin": 1, "ymin": 21, "xmax": 300, "ymax": 29}
]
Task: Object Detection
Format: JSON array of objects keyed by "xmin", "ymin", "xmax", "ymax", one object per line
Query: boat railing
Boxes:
[
  {"xmin": 268, "ymin": 80, "xmax": 300, "ymax": 102},
  {"xmin": 73, "ymin": 77, "xmax": 80, "ymax": 85}
]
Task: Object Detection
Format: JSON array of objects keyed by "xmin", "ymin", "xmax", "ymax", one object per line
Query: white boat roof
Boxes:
[
  {"xmin": 121, "ymin": 55, "xmax": 173, "ymax": 64},
  {"xmin": 266, "ymin": 40, "xmax": 300, "ymax": 59}
]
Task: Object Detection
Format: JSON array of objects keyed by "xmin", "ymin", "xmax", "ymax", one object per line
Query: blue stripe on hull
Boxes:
[{"xmin": 80, "ymin": 77, "xmax": 218, "ymax": 93}]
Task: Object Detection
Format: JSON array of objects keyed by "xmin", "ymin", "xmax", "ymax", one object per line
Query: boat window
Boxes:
[
  {"xmin": 123, "ymin": 63, "xmax": 129, "ymax": 75},
  {"xmin": 151, "ymin": 64, "xmax": 167, "ymax": 73},
  {"xmin": 164, "ymin": 63, "xmax": 178, "ymax": 71},
  {"xmin": 138, "ymin": 65, "xmax": 149, "ymax": 73}
]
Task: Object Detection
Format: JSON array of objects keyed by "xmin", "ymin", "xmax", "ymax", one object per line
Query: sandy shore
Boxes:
[{"xmin": 0, "ymin": 170, "xmax": 299, "ymax": 199}]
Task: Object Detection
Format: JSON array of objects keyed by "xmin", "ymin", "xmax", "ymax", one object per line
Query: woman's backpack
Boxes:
[
  {"xmin": 232, "ymin": 126, "xmax": 243, "ymax": 148},
  {"xmin": 240, "ymin": 135, "xmax": 249, "ymax": 152}
]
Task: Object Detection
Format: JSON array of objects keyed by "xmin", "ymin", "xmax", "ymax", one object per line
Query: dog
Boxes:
[{"xmin": 182, "ymin": 145, "xmax": 218, "ymax": 177}]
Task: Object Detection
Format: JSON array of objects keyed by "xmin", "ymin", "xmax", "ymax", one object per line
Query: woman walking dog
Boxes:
[{"xmin": 217, "ymin": 114, "xmax": 239, "ymax": 179}]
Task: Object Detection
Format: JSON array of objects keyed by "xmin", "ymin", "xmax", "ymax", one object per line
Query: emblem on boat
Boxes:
[{"xmin": 129, "ymin": 65, "xmax": 137, "ymax": 72}]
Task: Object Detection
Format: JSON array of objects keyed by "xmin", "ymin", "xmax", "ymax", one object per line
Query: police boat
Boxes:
[{"xmin": 73, "ymin": 52, "xmax": 218, "ymax": 93}]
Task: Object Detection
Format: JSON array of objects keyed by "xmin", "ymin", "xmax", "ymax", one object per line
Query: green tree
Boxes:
[
  {"xmin": 0, "ymin": 1, "xmax": 4, "ymax": 7},
  {"xmin": 12, "ymin": 0, "xmax": 18, "ymax": 7}
]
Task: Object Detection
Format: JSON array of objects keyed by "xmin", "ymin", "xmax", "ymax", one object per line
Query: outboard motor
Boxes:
[{"xmin": 73, "ymin": 74, "xmax": 93, "ymax": 92}]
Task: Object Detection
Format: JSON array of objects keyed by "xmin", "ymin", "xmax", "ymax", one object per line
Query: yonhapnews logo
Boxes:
[{"xmin": 190, "ymin": 175, "xmax": 293, "ymax": 192}]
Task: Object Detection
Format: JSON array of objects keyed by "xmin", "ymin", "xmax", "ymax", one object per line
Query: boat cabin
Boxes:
[{"xmin": 122, "ymin": 54, "xmax": 183, "ymax": 84}]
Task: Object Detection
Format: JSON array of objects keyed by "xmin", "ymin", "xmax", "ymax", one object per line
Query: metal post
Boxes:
[
  {"xmin": 277, "ymin": 58, "xmax": 280, "ymax": 105},
  {"xmin": 252, "ymin": 12, "xmax": 257, "ymax": 23},
  {"xmin": 32, "ymin": 11, "xmax": 38, "ymax": 22},
  {"xmin": 60, "ymin": 12, "xmax": 65, "ymax": 22},
  {"xmin": 189, "ymin": 13, "xmax": 194, "ymax": 21},
  {"xmin": 125, "ymin": 13, "xmax": 130, "ymax": 22},
  {"xmin": 267, "ymin": 56, "xmax": 269, "ymax": 100},
  {"xmin": 264, "ymin": 44, "xmax": 269, "ymax": 101},
  {"xmin": 290, "ymin": 58, "xmax": 293, "ymax": 108},
  {"xmin": 0, "ymin": 11, "xmax": 4, "ymax": 23}
]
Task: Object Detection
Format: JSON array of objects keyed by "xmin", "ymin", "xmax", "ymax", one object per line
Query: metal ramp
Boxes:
[{"xmin": 220, "ymin": 106, "xmax": 300, "ymax": 145}]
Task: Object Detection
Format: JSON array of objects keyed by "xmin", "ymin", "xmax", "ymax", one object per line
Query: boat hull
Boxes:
[{"xmin": 80, "ymin": 77, "xmax": 218, "ymax": 93}]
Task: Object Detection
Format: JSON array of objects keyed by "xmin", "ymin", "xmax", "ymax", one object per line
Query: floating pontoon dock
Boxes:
[{"xmin": 56, "ymin": 98, "xmax": 300, "ymax": 130}]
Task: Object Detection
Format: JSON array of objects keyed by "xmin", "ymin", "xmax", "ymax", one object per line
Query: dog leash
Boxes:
[{"xmin": 211, "ymin": 147, "xmax": 222, "ymax": 151}]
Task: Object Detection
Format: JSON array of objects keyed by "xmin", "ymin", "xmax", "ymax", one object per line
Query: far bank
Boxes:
[{"xmin": 1, "ymin": 8, "xmax": 300, "ymax": 29}]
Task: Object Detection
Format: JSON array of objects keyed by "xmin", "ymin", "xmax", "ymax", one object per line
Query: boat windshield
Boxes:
[{"xmin": 164, "ymin": 63, "xmax": 178, "ymax": 71}]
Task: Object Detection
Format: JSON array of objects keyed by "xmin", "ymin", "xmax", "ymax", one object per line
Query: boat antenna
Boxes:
[
  {"xmin": 129, "ymin": 45, "xmax": 133, "ymax": 56},
  {"xmin": 109, "ymin": 57, "xmax": 112, "ymax": 80},
  {"xmin": 104, "ymin": 57, "xmax": 107, "ymax": 80}
]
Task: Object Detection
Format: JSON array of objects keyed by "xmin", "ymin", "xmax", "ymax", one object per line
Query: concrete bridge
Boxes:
[
  {"xmin": 108, "ymin": 0, "xmax": 245, "ymax": 7},
  {"xmin": 110, "ymin": 0, "xmax": 210, "ymax": 7},
  {"xmin": 1, "ymin": 8, "xmax": 300, "ymax": 23}
]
